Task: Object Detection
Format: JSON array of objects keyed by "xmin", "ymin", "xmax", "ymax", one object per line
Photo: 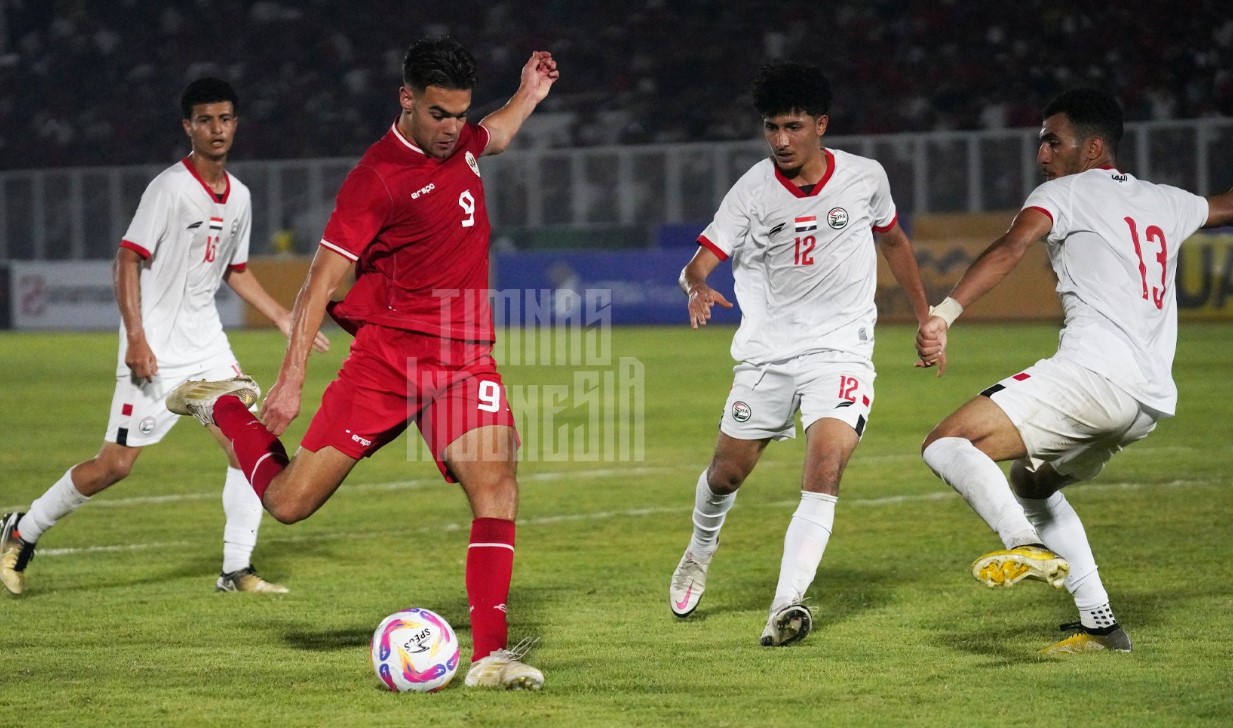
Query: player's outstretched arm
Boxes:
[
  {"xmin": 949, "ymin": 207, "xmax": 1051, "ymax": 307},
  {"xmin": 1205, "ymin": 187, "xmax": 1233, "ymax": 228},
  {"xmin": 262, "ymin": 248, "xmax": 353, "ymax": 436},
  {"xmin": 915, "ymin": 207, "xmax": 1053, "ymax": 374},
  {"xmin": 224, "ymin": 267, "xmax": 330, "ymax": 353},
  {"xmin": 480, "ymin": 51, "xmax": 559, "ymax": 156},
  {"xmin": 679, "ymin": 246, "xmax": 733, "ymax": 329},
  {"xmin": 113, "ymin": 246, "xmax": 157, "ymax": 382}
]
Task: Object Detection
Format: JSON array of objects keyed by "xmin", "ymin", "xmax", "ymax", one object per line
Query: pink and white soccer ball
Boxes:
[{"xmin": 371, "ymin": 608, "xmax": 461, "ymax": 692}]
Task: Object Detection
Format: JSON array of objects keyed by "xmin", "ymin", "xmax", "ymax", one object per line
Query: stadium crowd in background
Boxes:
[{"xmin": 1, "ymin": 0, "xmax": 1231, "ymax": 169}]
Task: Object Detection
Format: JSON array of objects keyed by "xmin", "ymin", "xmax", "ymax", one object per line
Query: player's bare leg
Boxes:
[
  {"xmin": 925, "ymin": 395, "xmax": 1029, "ymax": 460},
  {"xmin": 167, "ymin": 380, "xmax": 359, "ymax": 519},
  {"xmin": 922, "ymin": 397, "xmax": 1068, "ymax": 588},
  {"xmin": 450, "ymin": 425, "xmax": 520, "ymax": 521},
  {"xmin": 671, "ymin": 435, "xmax": 767, "ymax": 617},
  {"xmin": 169, "ymin": 380, "xmax": 359, "ymax": 524},
  {"xmin": 448, "ymin": 425, "xmax": 542, "ymax": 690},
  {"xmin": 259, "ymin": 446, "xmax": 358, "ymax": 524}
]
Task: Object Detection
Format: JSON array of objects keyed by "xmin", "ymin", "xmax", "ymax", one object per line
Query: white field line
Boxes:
[
  {"xmin": 3, "ymin": 442, "xmax": 1203, "ymax": 514},
  {"xmin": 26, "ymin": 471, "xmax": 1216, "ymax": 559},
  {"xmin": 3, "ymin": 466, "xmax": 668, "ymax": 513}
]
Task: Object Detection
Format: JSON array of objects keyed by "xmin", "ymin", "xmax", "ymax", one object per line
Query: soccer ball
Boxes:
[{"xmin": 371, "ymin": 608, "xmax": 461, "ymax": 693}]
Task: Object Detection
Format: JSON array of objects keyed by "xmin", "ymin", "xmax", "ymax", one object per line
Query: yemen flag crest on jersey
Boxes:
[{"xmin": 795, "ymin": 216, "xmax": 817, "ymax": 233}]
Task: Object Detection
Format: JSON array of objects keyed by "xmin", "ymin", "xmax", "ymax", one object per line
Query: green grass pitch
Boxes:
[{"xmin": 1, "ymin": 322, "xmax": 1231, "ymax": 726}]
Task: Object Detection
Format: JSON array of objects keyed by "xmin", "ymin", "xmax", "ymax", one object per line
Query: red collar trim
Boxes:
[
  {"xmin": 773, "ymin": 149, "xmax": 836, "ymax": 198},
  {"xmin": 181, "ymin": 156, "xmax": 231, "ymax": 203}
]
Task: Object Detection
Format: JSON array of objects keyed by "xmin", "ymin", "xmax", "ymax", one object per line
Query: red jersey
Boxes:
[{"xmin": 322, "ymin": 121, "xmax": 494, "ymax": 341}]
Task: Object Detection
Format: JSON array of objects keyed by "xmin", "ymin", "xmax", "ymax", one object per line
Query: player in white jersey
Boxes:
[
  {"xmin": 669, "ymin": 62, "xmax": 931, "ymax": 646},
  {"xmin": 916, "ymin": 88, "xmax": 1233, "ymax": 654},
  {"xmin": 0, "ymin": 78, "xmax": 329, "ymax": 597}
]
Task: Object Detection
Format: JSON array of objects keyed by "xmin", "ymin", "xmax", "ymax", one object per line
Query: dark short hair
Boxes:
[
  {"xmin": 180, "ymin": 77, "xmax": 238, "ymax": 119},
  {"xmin": 402, "ymin": 36, "xmax": 478, "ymax": 92},
  {"xmin": 1043, "ymin": 88, "xmax": 1124, "ymax": 155},
  {"xmin": 751, "ymin": 62, "xmax": 832, "ymax": 118}
]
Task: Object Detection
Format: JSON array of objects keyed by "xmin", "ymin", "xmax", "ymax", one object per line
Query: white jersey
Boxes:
[
  {"xmin": 117, "ymin": 157, "xmax": 251, "ymax": 374},
  {"xmin": 1023, "ymin": 167, "xmax": 1209, "ymax": 415},
  {"xmin": 698, "ymin": 148, "xmax": 898, "ymax": 364}
]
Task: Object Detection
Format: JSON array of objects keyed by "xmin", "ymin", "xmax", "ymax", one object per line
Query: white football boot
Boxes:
[
  {"xmin": 464, "ymin": 637, "xmax": 544, "ymax": 690},
  {"xmin": 669, "ymin": 546, "xmax": 714, "ymax": 617},
  {"xmin": 215, "ymin": 566, "xmax": 289, "ymax": 594},
  {"xmin": 166, "ymin": 376, "xmax": 261, "ymax": 426},
  {"xmin": 760, "ymin": 599, "xmax": 813, "ymax": 647},
  {"xmin": 0, "ymin": 512, "xmax": 36, "ymax": 596}
]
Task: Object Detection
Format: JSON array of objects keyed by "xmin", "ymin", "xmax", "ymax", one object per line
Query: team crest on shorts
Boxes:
[
  {"xmin": 138, "ymin": 416, "xmax": 156, "ymax": 435},
  {"xmin": 731, "ymin": 401, "xmax": 752, "ymax": 422},
  {"xmin": 827, "ymin": 207, "xmax": 849, "ymax": 229},
  {"xmin": 465, "ymin": 152, "xmax": 481, "ymax": 178}
]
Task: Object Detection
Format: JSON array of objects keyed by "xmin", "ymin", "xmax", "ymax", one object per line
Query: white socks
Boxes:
[
  {"xmin": 221, "ymin": 466, "xmax": 263, "ymax": 573},
  {"xmin": 1017, "ymin": 491, "xmax": 1116, "ymax": 628},
  {"xmin": 688, "ymin": 470, "xmax": 735, "ymax": 555},
  {"xmin": 19, "ymin": 469, "xmax": 90, "ymax": 543},
  {"xmin": 22, "ymin": 466, "xmax": 265, "ymax": 577},
  {"xmin": 1080, "ymin": 603, "xmax": 1118, "ymax": 630},
  {"xmin": 923, "ymin": 437, "xmax": 1039, "ymax": 548},
  {"xmin": 772, "ymin": 491, "xmax": 837, "ymax": 610}
]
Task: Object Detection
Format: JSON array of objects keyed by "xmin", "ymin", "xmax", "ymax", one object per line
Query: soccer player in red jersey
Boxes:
[{"xmin": 167, "ymin": 37, "xmax": 558, "ymax": 690}]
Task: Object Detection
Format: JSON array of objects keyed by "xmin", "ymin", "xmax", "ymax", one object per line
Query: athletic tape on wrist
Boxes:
[{"xmin": 929, "ymin": 297, "xmax": 964, "ymax": 327}]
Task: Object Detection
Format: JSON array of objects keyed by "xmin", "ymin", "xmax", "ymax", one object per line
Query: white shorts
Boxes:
[
  {"xmin": 720, "ymin": 352, "xmax": 875, "ymax": 441},
  {"xmin": 982, "ymin": 357, "xmax": 1159, "ymax": 481},
  {"xmin": 104, "ymin": 358, "xmax": 244, "ymax": 448}
]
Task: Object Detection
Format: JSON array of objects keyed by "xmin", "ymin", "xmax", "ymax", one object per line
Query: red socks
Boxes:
[
  {"xmin": 214, "ymin": 395, "xmax": 517, "ymax": 661},
  {"xmin": 466, "ymin": 518, "xmax": 516, "ymax": 661},
  {"xmin": 212, "ymin": 395, "xmax": 288, "ymax": 500}
]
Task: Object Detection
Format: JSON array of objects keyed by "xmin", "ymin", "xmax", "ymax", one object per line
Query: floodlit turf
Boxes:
[{"xmin": 1, "ymin": 322, "xmax": 1231, "ymax": 726}]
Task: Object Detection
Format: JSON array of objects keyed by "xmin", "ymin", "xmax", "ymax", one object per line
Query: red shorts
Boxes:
[{"xmin": 301, "ymin": 325, "xmax": 517, "ymax": 482}]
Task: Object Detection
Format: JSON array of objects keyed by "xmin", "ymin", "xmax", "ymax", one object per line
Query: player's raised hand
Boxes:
[
  {"xmin": 520, "ymin": 51, "xmax": 559, "ymax": 102},
  {"xmin": 914, "ymin": 316, "xmax": 949, "ymax": 376},
  {"xmin": 686, "ymin": 284, "xmax": 734, "ymax": 329}
]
